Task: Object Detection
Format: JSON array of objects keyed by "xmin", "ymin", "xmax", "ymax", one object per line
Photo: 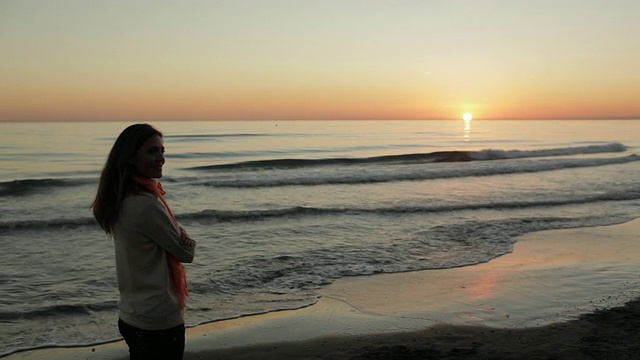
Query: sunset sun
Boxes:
[{"xmin": 463, "ymin": 113, "xmax": 473, "ymax": 121}]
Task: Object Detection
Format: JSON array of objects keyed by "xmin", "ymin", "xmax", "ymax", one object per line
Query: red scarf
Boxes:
[{"xmin": 135, "ymin": 176, "xmax": 189, "ymax": 310}]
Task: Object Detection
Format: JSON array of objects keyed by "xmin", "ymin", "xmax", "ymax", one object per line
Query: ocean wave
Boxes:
[
  {"xmin": 0, "ymin": 217, "xmax": 97, "ymax": 231},
  {"xmin": 3, "ymin": 188, "xmax": 638, "ymax": 230},
  {"xmin": 194, "ymin": 154, "xmax": 640, "ymax": 188},
  {"xmin": 0, "ymin": 301, "xmax": 117, "ymax": 321},
  {"xmin": 186, "ymin": 143, "xmax": 627, "ymax": 171},
  {"xmin": 206, "ymin": 215, "xmax": 634, "ymax": 295},
  {"xmin": 180, "ymin": 189, "xmax": 640, "ymax": 222},
  {"xmin": 188, "ymin": 151, "xmax": 468, "ymax": 171},
  {"xmin": 166, "ymin": 144, "xmax": 423, "ymax": 160},
  {"xmin": 0, "ymin": 178, "xmax": 94, "ymax": 197},
  {"xmin": 469, "ymin": 142, "xmax": 626, "ymax": 160}
]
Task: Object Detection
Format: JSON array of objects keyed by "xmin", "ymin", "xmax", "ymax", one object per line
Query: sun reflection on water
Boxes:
[{"xmin": 463, "ymin": 118, "xmax": 471, "ymax": 140}]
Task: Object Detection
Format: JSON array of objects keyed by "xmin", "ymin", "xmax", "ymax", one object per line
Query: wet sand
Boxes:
[
  {"xmin": 189, "ymin": 299, "xmax": 640, "ymax": 359},
  {"xmin": 6, "ymin": 219, "xmax": 640, "ymax": 360}
]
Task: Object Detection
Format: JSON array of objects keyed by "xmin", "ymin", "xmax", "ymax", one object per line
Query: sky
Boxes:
[{"xmin": 1, "ymin": 0, "xmax": 639, "ymax": 122}]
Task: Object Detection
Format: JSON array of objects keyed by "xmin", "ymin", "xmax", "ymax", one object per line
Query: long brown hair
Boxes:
[{"xmin": 92, "ymin": 123, "xmax": 163, "ymax": 234}]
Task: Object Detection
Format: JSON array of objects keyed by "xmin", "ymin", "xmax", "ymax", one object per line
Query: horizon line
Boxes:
[{"xmin": 1, "ymin": 117, "xmax": 640, "ymax": 123}]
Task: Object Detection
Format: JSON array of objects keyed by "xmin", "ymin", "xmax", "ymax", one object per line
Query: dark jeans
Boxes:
[{"xmin": 118, "ymin": 319, "xmax": 185, "ymax": 360}]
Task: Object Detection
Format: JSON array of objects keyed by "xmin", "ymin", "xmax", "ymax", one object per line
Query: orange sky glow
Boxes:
[{"xmin": 1, "ymin": 1, "xmax": 639, "ymax": 122}]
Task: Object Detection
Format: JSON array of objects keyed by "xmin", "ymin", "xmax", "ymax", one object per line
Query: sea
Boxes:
[{"xmin": 1, "ymin": 119, "xmax": 639, "ymax": 356}]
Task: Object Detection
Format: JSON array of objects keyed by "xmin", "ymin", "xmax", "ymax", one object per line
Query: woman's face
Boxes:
[{"xmin": 134, "ymin": 134, "xmax": 165, "ymax": 179}]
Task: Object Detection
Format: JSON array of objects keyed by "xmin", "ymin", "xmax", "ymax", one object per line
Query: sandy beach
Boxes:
[{"xmin": 6, "ymin": 218, "xmax": 640, "ymax": 360}]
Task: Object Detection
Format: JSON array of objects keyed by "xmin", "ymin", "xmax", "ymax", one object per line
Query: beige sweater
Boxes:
[{"xmin": 113, "ymin": 192, "xmax": 196, "ymax": 330}]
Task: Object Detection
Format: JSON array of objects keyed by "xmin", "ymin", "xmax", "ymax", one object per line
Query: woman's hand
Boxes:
[{"xmin": 177, "ymin": 224, "xmax": 196, "ymax": 250}]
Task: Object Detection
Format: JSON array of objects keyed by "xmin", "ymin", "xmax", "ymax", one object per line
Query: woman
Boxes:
[{"xmin": 93, "ymin": 124, "xmax": 196, "ymax": 360}]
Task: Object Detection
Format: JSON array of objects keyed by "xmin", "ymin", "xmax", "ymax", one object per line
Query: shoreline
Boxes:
[{"xmin": 5, "ymin": 218, "xmax": 640, "ymax": 359}]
